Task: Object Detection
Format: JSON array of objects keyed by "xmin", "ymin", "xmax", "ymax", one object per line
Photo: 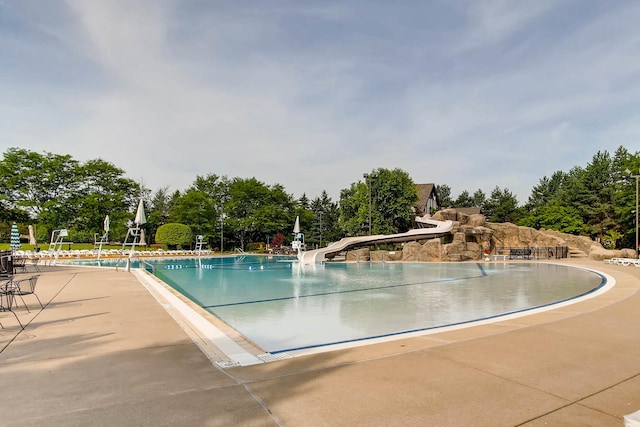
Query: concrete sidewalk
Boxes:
[{"xmin": 1, "ymin": 260, "xmax": 639, "ymax": 426}]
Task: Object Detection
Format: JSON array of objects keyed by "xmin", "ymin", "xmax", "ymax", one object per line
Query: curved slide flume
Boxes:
[{"xmin": 299, "ymin": 218, "xmax": 454, "ymax": 264}]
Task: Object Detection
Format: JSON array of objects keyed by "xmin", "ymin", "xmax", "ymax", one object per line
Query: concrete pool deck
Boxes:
[{"xmin": 1, "ymin": 259, "xmax": 639, "ymax": 426}]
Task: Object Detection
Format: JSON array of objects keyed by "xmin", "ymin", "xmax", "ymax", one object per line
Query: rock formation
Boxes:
[{"xmin": 344, "ymin": 208, "xmax": 632, "ymax": 262}]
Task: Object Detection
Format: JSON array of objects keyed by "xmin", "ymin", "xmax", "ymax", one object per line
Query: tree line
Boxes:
[
  {"xmin": 1, "ymin": 146, "xmax": 638, "ymax": 251},
  {"xmin": 437, "ymin": 146, "xmax": 639, "ymax": 249}
]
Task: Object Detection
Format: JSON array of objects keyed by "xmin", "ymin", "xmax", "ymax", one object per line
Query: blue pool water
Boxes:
[{"xmin": 64, "ymin": 256, "xmax": 606, "ymax": 353}]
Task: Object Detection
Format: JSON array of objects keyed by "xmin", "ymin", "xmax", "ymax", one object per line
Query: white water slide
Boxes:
[{"xmin": 299, "ymin": 217, "xmax": 454, "ymax": 264}]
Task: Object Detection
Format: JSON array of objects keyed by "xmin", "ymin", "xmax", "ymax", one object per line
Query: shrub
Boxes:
[
  {"xmin": 155, "ymin": 223, "xmax": 193, "ymax": 249},
  {"xmin": 271, "ymin": 233, "xmax": 285, "ymax": 248},
  {"xmin": 247, "ymin": 242, "xmax": 265, "ymax": 252}
]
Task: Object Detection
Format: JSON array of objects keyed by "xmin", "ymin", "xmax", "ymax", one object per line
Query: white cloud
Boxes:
[{"xmin": 1, "ymin": 0, "xmax": 639, "ymax": 205}]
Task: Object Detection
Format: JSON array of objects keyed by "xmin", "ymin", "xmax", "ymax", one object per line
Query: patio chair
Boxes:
[
  {"xmin": 1, "ymin": 253, "xmax": 12, "ymax": 278},
  {"xmin": 1, "ymin": 280, "xmax": 24, "ymax": 329},
  {"xmin": 11, "ymin": 275, "xmax": 43, "ymax": 312},
  {"xmin": 28, "ymin": 257, "xmax": 41, "ymax": 272},
  {"xmin": 12, "ymin": 257, "xmax": 27, "ymax": 274}
]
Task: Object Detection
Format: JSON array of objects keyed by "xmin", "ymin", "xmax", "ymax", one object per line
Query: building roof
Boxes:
[{"xmin": 415, "ymin": 183, "xmax": 439, "ymax": 215}]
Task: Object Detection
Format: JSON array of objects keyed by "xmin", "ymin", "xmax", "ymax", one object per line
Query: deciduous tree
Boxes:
[
  {"xmin": 339, "ymin": 168, "xmax": 417, "ymax": 236},
  {"xmin": 0, "ymin": 147, "xmax": 138, "ymax": 241}
]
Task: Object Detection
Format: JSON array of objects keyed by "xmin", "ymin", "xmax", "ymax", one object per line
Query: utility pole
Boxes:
[
  {"xmin": 626, "ymin": 169, "xmax": 639, "ymax": 257},
  {"xmin": 363, "ymin": 173, "xmax": 376, "ymax": 235},
  {"xmin": 318, "ymin": 210, "xmax": 323, "ymax": 247}
]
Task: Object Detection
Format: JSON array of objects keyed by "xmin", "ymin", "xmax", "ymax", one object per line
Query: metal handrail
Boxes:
[
  {"xmin": 493, "ymin": 246, "xmax": 569, "ymax": 260},
  {"xmin": 140, "ymin": 260, "xmax": 155, "ymax": 274}
]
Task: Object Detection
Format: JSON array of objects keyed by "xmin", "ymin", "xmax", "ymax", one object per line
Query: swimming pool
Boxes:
[{"xmin": 109, "ymin": 256, "xmax": 606, "ymax": 354}]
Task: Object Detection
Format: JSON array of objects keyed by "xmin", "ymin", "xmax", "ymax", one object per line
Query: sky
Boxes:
[{"xmin": 1, "ymin": 1, "xmax": 639, "ymax": 204}]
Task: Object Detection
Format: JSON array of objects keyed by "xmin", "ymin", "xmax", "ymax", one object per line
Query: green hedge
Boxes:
[{"xmin": 155, "ymin": 223, "xmax": 193, "ymax": 249}]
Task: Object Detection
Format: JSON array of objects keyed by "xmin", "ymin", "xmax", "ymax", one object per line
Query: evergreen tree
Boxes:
[
  {"xmin": 454, "ymin": 190, "xmax": 474, "ymax": 208},
  {"xmin": 308, "ymin": 191, "xmax": 340, "ymax": 247},
  {"xmin": 471, "ymin": 189, "xmax": 487, "ymax": 210},
  {"xmin": 435, "ymin": 184, "xmax": 453, "ymax": 208},
  {"xmin": 526, "ymin": 171, "xmax": 569, "ymax": 209},
  {"xmin": 484, "ymin": 187, "xmax": 519, "ymax": 223}
]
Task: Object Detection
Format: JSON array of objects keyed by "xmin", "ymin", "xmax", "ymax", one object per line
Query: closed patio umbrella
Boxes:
[
  {"xmin": 134, "ymin": 199, "xmax": 146, "ymax": 226},
  {"xmin": 293, "ymin": 216, "xmax": 300, "ymax": 234},
  {"xmin": 10, "ymin": 223, "xmax": 21, "ymax": 250},
  {"xmin": 28, "ymin": 225, "xmax": 37, "ymax": 246},
  {"xmin": 97, "ymin": 215, "xmax": 109, "ymax": 260}
]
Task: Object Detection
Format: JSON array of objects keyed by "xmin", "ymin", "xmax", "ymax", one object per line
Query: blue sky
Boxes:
[{"xmin": 2, "ymin": 1, "xmax": 639, "ymax": 204}]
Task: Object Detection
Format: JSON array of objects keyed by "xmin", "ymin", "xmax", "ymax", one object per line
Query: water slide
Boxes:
[{"xmin": 299, "ymin": 217, "xmax": 454, "ymax": 264}]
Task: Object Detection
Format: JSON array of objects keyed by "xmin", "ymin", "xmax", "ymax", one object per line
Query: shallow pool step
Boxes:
[{"xmin": 258, "ymin": 352, "xmax": 293, "ymax": 363}]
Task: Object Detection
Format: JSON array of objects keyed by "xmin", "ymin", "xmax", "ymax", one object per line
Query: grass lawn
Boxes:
[{"xmin": 0, "ymin": 243, "xmax": 149, "ymax": 252}]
